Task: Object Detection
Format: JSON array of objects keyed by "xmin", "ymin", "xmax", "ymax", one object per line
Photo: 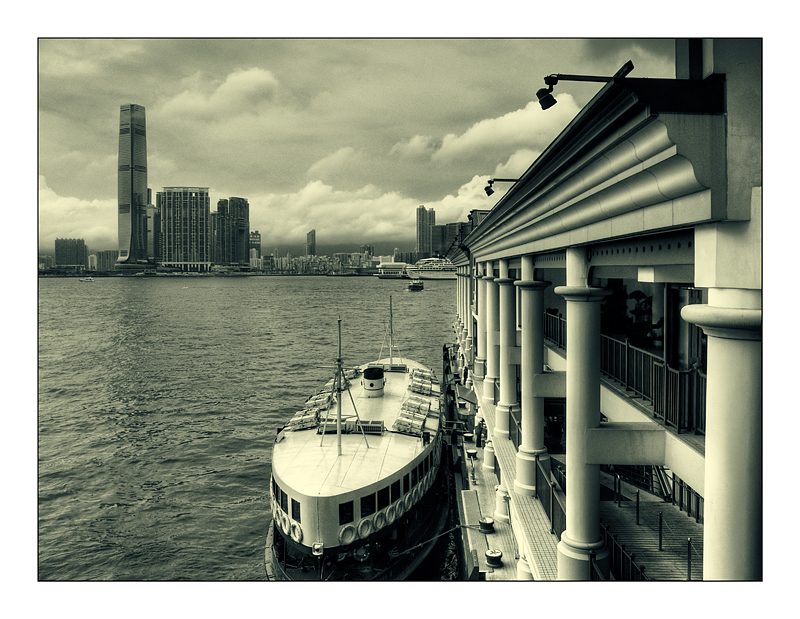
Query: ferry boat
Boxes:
[
  {"xmin": 376, "ymin": 262, "xmax": 410, "ymax": 279},
  {"xmin": 407, "ymin": 279, "xmax": 424, "ymax": 292},
  {"xmin": 78, "ymin": 276, "xmax": 95, "ymax": 282},
  {"xmin": 266, "ymin": 298, "xmax": 448, "ymax": 580},
  {"xmin": 405, "ymin": 258, "xmax": 457, "ymax": 280}
]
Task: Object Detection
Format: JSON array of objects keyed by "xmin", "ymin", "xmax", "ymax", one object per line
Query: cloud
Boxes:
[
  {"xmin": 389, "ymin": 135, "xmax": 437, "ymax": 160},
  {"xmin": 160, "ymin": 67, "xmax": 282, "ymax": 121},
  {"xmin": 39, "ymin": 176, "xmax": 117, "ymax": 253},
  {"xmin": 306, "ymin": 147, "xmax": 357, "ymax": 181},
  {"xmin": 432, "ymin": 98, "xmax": 579, "ymax": 163}
]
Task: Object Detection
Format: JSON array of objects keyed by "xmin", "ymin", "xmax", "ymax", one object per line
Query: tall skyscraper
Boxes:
[
  {"xmin": 305, "ymin": 229, "xmax": 316, "ymax": 256},
  {"xmin": 116, "ymin": 103, "xmax": 149, "ymax": 267},
  {"xmin": 415, "ymin": 205, "xmax": 435, "ymax": 257},
  {"xmin": 158, "ymin": 187, "xmax": 211, "ymax": 272}
]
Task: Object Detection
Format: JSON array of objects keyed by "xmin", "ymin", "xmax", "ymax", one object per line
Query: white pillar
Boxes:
[
  {"xmin": 682, "ymin": 288, "xmax": 762, "ymax": 580},
  {"xmin": 554, "ymin": 284, "xmax": 610, "ymax": 580},
  {"xmin": 515, "ymin": 254, "xmax": 550, "ymax": 496},
  {"xmin": 474, "ymin": 263, "xmax": 488, "ymax": 379},
  {"xmin": 482, "ymin": 263, "xmax": 499, "ymax": 405},
  {"xmin": 495, "ymin": 259, "xmax": 517, "ymax": 438}
]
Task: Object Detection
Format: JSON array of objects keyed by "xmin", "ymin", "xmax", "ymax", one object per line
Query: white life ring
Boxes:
[
  {"xmin": 290, "ymin": 521, "xmax": 303, "ymax": 543},
  {"xmin": 279, "ymin": 512, "xmax": 291, "ymax": 536},
  {"xmin": 412, "ymin": 486, "xmax": 421, "ymax": 503},
  {"xmin": 386, "ymin": 505, "xmax": 396, "ymax": 525},
  {"xmin": 404, "ymin": 494, "xmax": 413, "ymax": 511},
  {"xmin": 338, "ymin": 525, "xmax": 357, "ymax": 546},
  {"xmin": 374, "ymin": 510, "xmax": 387, "ymax": 531},
  {"xmin": 395, "ymin": 500, "xmax": 405, "ymax": 519},
  {"xmin": 357, "ymin": 518, "xmax": 374, "ymax": 539}
]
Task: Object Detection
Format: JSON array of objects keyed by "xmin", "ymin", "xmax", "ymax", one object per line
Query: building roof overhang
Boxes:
[{"xmin": 456, "ymin": 73, "xmax": 727, "ymax": 264}]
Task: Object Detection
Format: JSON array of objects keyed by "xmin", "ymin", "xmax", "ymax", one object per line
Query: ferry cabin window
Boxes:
[
  {"xmin": 411, "ymin": 468, "xmax": 418, "ymax": 487},
  {"xmin": 417, "ymin": 463, "xmax": 424, "ymax": 481},
  {"xmin": 291, "ymin": 499, "xmax": 301, "ymax": 523},
  {"xmin": 339, "ymin": 501, "xmax": 354, "ymax": 525},
  {"xmin": 378, "ymin": 486, "xmax": 390, "ymax": 510},
  {"xmin": 280, "ymin": 489, "xmax": 288, "ymax": 513},
  {"xmin": 361, "ymin": 493, "xmax": 376, "ymax": 518},
  {"xmin": 390, "ymin": 480, "xmax": 401, "ymax": 502},
  {"xmin": 403, "ymin": 474, "xmax": 410, "ymax": 494}
]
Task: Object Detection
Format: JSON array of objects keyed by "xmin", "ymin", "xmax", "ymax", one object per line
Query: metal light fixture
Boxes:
[
  {"xmin": 484, "ymin": 178, "xmax": 518, "ymax": 197},
  {"xmin": 536, "ymin": 60, "xmax": 634, "ymax": 110}
]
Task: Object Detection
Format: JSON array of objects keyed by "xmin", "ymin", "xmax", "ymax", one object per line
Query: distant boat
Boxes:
[
  {"xmin": 407, "ymin": 279, "xmax": 424, "ymax": 291},
  {"xmin": 405, "ymin": 258, "xmax": 456, "ymax": 280},
  {"xmin": 376, "ymin": 262, "xmax": 410, "ymax": 279},
  {"xmin": 266, "ymin": 297, "xmax": 447, "ymax": 581},
  {"xmin": 78, "ymin": 276, "xmax": 95, "ymax": 282}
]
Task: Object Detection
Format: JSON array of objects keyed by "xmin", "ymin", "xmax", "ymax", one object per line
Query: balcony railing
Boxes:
[{"xmin": 599, "ymin": 334, "xmax": 706, "ymax": 435}]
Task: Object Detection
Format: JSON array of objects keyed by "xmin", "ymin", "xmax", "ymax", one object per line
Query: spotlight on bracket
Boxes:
[
  {"xmin": 484, "ymin": 178, "xmax": 518, "ymax": 197},
  {"xmin": 536, "ymin": 60, "xmax": 634, "ymax": 110}
]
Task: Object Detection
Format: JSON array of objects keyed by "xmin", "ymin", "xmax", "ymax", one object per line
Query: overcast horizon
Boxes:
[{"xmin": 38, "ymin": 38, "xmax": 677, "ymax": 257}]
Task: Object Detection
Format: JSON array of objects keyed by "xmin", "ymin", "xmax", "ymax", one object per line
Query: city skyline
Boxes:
[{"xmin": 38, "ymin": 39, "xmax": 679, "ymax": 256}]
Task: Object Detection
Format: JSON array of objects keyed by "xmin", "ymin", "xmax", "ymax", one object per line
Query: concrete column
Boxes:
[
  {"xmin": 482, "ymin": 263, "xmax": 499, "ymax": 405},
  {"xmin": 466, "ymin": 267, "xmax": 475, "ymax": 369},
  {"xmin": 493, "ymin": 482, "xmax": 511, "ymax": 523},
  {"xmin": 474, "ymin": 263, "xmax": 488, "ymax": 379},
  {"xmin": 681, "ymin": 288, "xmax": 762, "ymax": 581},
  {"xmin": 495, "ymin": 259, "xmax": 518, "ymax": 438},
  {"xmin": 514, "ymin": 254, "xmax": 550, "ymax": 496},
  {"xmin": 554, "ymin": 284, "xmax": 610, "ymax": 580}
]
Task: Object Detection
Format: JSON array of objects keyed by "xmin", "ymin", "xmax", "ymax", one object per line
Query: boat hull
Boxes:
[
  {"xmin": 404, "ymin": 269, "xmax": 455, "ymax": 280},
  {"xmin": 266, "ymin": 456, "xmax": 450, "ymax": 581}
]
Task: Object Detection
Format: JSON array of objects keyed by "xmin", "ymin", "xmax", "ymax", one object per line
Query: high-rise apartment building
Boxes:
[
  {"xmin": 249, "ymin": 230, "xmax": 262, "ymax": 258},
  {"xmin": 415, "ymin": 205, "xmax": 435, "ymax": 257},
  {"xmin": 305, "ymin": 229, "xmax": 316, "ymax": 256},
  {"xmin": 116, "ymin": 103, "xmax": 149, "ymax": 268},
  {"xmin": 211, "ymin": 197, "xmax": 250, "ymax": 266},
  {"xmin": 55, "ymin": 238, "xmax": 87, "ymax": 267},
  {"xmin": 158, "ymin": 187, "xmax": 211, "ymax": 272},
  {"xmin": 96, "ymin": 250, "xmax": 120, "ymax": 271}
]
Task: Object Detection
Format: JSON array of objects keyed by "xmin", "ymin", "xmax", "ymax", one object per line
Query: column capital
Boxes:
[
  {"xmin": 554, "ymin": 286, "xmax": 611, "ymax": 302},
  {"xmin": 482, "ymin": 275, "xmax": 496, "ymax": 282},
  {"xmin": 516, "ymin": 280, "xmax": 551, "ymax": 291},
  {"xmin": 681, "ymin": 304, "xmax": 762, "ymax": 341},
  {"xmin": 494, "ymin": 277, "xmax": 515, "ymax": 286}
]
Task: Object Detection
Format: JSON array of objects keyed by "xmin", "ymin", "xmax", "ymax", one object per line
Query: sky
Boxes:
[{"xmin": 38, "ymin": 37, "xmax": 677, "ymax": 257}]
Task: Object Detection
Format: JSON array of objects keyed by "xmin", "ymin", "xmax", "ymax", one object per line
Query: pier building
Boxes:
[{"xmin": 446, "ymin": 39, "xmax": 761, "ymax": 580}]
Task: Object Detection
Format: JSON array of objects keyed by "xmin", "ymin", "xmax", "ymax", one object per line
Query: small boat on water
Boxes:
[
  {"xmin": 407, "ymin": 279, "xmax": 424, "ymax": 291},
  {"xmin": 78, "ymin": 277, "xmax": 95, "ymax": 282},
  {"xmin": 266, "ymin": 297, "xmax": 448, "ymax": 581}
]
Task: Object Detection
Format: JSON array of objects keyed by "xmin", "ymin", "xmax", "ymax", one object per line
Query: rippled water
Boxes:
[{"xmin": 38, "ymin": 275, "xmax": 455, "ymax": 581}]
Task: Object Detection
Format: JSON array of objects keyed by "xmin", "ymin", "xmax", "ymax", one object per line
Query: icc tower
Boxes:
[{"xmin": 116, "ymin": 103, "xmax": 149, "ymax": 267}]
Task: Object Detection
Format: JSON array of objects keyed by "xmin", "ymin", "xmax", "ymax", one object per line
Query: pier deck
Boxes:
[{"xmin": 455, "ymin": 379, "xmax": 705, "ymax": 581}]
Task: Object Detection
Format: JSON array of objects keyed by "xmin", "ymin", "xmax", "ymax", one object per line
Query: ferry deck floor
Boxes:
[{"xmin": 453, "ymin": 379, "xmax": 704, "ymax": 581}]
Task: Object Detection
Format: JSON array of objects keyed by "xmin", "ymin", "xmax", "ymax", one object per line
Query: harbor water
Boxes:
[{"xmin": 38, "ymin": 275, "xmax": 455, "ymax": 581}]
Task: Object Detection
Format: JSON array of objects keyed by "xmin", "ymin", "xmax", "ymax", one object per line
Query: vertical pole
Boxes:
[
  {"xmin": 616, "ymin": 474, "xmax": 621, "ymax": 507},
  {"xmin": 337, "ymin": 316, "xmax": 342, "ymax": 457},
  {"xmin": 687, "ymin": 537, "xmax": 692, "ymax": 580},
  {"xmin": 636, "ymin": 490, "xmax": 640, "ymax": 525},
  {"xmin": 659, "ymin": 512, "xmax": 663, "ymax": 551}
]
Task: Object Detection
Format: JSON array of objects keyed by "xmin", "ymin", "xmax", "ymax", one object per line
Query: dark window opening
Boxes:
[
  {"xmin": 360, "ymin": 493, "xmax": 376, "ymax": 518},
  {"xmin": 378, "ymin": 486, "xmax": 390, "ymax": 510},
  {"xmin": 280, "ymin": 489, "xmax": 288, "ymax": 513},
  {"xmin": 403, "ymin": 474, "xmax": 410, "ymax": 494},
  {"xmin": 339, "ymin": 501, "xmax": 354, "ymax": 525},
  {"xmin": 391, "ymin": 480, "xmax": 401, "ymax": 501},
  {"xmin": 411, "ymin": 468, "xmax": 418, "ymax": 487},
  {"xmin": 291, "ymin": 499, "xmax": 301, "ymax": 523}
]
